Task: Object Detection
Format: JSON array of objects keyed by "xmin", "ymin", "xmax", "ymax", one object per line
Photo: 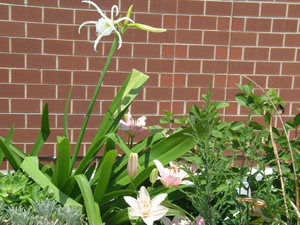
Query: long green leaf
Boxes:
[
  {"xmin": 20, "ymin": 156, "xmax": 80, "ymax": 207},
  {"xmin": 30, "ymin": 103, "xmax": 50, "ymax": 156},
  {"xmin": 51, "ymin": 136, "xmax": 70, "ymax": 189},
  {"xmin": 64, "ymin": 86, "xmax": 73, "ymax": 138},
  {"xmin": 74, "ymin": 174, "xmax": 102, "ymax": 225},
  {"xmin": 105, "ymin": 208, "xmax": 130, "ymax": 225},
  {"xmin": 0, "ymin": 138, "xmax": 21, "ymax": 171},
  {"xmin": 0, "ymin": 123, "xmax": 15, "ymax": 166},
  {"xmin": 94, "ymin": 150, "xmax": 117, "ymax": 204}
]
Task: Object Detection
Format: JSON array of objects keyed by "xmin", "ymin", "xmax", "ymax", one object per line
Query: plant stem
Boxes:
[{"xmin": 70, "ymin": 36, "xmax": 119, "ymax": 174}]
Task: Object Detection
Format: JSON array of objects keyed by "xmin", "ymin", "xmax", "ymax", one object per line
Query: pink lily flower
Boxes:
[
  {"xmin": 119, "ymin": 112, "xmax": 147, "ymax": 138},
  {"xmin": 154, "ymin": 160, "xmax": 193, "ymax": 188},
  {"xmin": 124, "ymin": 186, "xmax": 168, "ymax": 225},
  {"xmin": 161, "ymin": 215, "xmax": 205, "ymax": 225}
]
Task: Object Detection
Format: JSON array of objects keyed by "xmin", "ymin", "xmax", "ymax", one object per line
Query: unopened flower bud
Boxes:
[
  {"xmin": 150, "ymin": 168, "xmax": 158, "ymax": 184},
  {"xmin": 127, "ymin": 153, "xmax": 138, "ymax": 179}
]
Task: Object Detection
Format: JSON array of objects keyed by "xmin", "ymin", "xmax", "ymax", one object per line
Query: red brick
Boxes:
[
  {"xmin": 232, "ymin": 18, "xmax": 245, "ymax": 31},
  {"xmin": 73, "ymin": 71, "xmax": 99, "ymax": 85},
  {"xmin": 0, "ymin": 37, "xmax": 9, "ymax": 52},
  {"xmin": 233, "ymin": 3, "xmax": 260, "ymax": 16},
  {"xmin": 27, "ymin": 54, "xmax": 56, "ymax": 69},
  {"xmin": 229, "ymin": 61, "xmax": 254, "ymax": 74},
  {"xmin": 159, "ymin": 101, "xmax": 185, "ymax": 115},
  {"xmin": 149, "ymin": 30, "xmax": 175, "ymax": 44},
  {"xmin": 230, "ymin": 47, "xmax": 243, "ymax": 60},
  {"xmin": 58, "ymin": 56, "xmax": 86, "ymax": 70},
  {"xmin": 176, "ymin": 30, "xmax": 202, "ymax": 44},
  {"xmin": 11, "ymin": 38, "xmax": 41, "ymax": 53},
  {"xmin": 57, "ymin": 85, "xmax": 86, "ymax": 99},
  {"xmin": 42, "ymin": 99, "xmax": 69, "ymax": 113},
  {"xmin": 11, "ymin": 99, "xmax": 41, "ymax": 113},
  {"xmin": 0, "ymin": 84, "xmax": 24, "ymax": 98},
  {"xmin": 268, "ymin": 76, "xmax": 293, "ymax": 88},
  {"xmin": 102, "ymin": 72, "xmax": 129, "ymax": 86},
  {"xmin": 133, "ymin": 44, "xmax": 160, "ymax": 58},
  {"xmin": 74, "ymin": 41, "xmax": 101, "ymax": 56},
  {"xmin": 244, "ymin": 48, "xmax": 269, "ymax": 60},
  {"xmin": 163, "ymin": 15, "xmax": 176, "ymax": 29},
  {"xmin": 43, "ymin": 70, "xmax": 71, "ymax": 84},
  {"xmin": 59, "ymin": 25, "xmax": 87, "ymax": 40},
  {"xmin": 241, "ymin": 76, "xmax": 267, "ymax": 88},
  {"xmin": 174, "ymin": 87, "xmax": 199, "ymax": 100},
  {"xmin": 203, "ymin": 31, "xmax": 229, "ymax": 45},
  {"xmin": 27, "ymin": 84, "xmax": 56, "ymax": 98},
  {"xmin": 261, "ymin": 3, "xmax": 286, "ymax": 17},
  {"xmin": 189, "ymin": 45, "xmax": 214, "ymax": 59},
  {"xmin": 218, "ymin": 17, "xmax": 230, "ymax": 30},
  {"xmin": 178, "ymin": 0, "xmax": 204, "ymax": 15},
  {"xmin": 160, "ymin": 73, "xmax": 173, "ymax": 86},
  {"xmin": 104, "ymin": 43, "xmax": 131, "ymax": 57},
  {"xmin": 256, "ymin": 62, "xmax": 280, "ymax": 75},
  {"xmin": 28, "ymin": 0, "xmax": 58, "ymax": 6},
  {"xmin": 282, "ymin": 63, "xmax": 300, "ymax": 75},
  {"xmin": 27, "ymin": 23, "xmax": 57, "ymax": 38},
  {"xmin": 123, "ymin": 29, "xmax": 147, "ymax": 43},
  {"xmin": 206, "ymin": 2, "xmax": 232, "ymax": 16},
  {"xmin": 0, "ymin": 5, "xmax": 9, "ymax": 20},
  {"xmin": 280, "ymin": 90, "xmax": 300, "ymax": 102},
  {"xmin": 270, "ymin": 48, "xmax": 295, "ymax": 61},
  {"xmin": 288, "ymin": 4, "xmax": 300, "ymax": 17},
  {"xmin": 134, "ymin": 13, "xmax": 162, "ymax": 29},
  {"xmin": 216, "ymin": 46, "xmax": 228, "ymax": 59},
  {"xmin": 75, "ymin": 9, "xmax": 101, "ymax": 26},
  {"xmin": 246, "ymin": 18, "xmax": 271, "ymax": 32},
  {"xmin": 44, "ymin": 8, "xmax": 73, "ymax": 24},
  {"xmin": 0, "ymin": 114, "xmax": 25, "ymax": 128},
  {"xmin": 118, "ymin": 58, "xmax": 145, "ymax": 72},
  {"xmin": 191, "ymin": 16, "xmax": 217, "ymax": 30},
  {"xmin": 60, "ymin": 0, "xmax": 89, "ymax": 8},
  {"xmin": 11, "ymin": 69, "xmax": 41, "ymax": 83},
  {"xmin": 0, "ymin": 69, "xmax": 9, "ymax": 82},
  {"xmin": 173, "ymin": 74, "xmax": 186, "ymax": 86},
  {"xmin": 258, "ymin": 33, "xmax": 284, "ymax": 47},
  {"xmin": 231, "ymin": 32, "xmax": 257, "ymax": 46},
  {"xmin": 148, "ymin": 59, "xmax": 173, "ymax": 73},
  {"xmin": 146, "ymin": 87, "xmax": 172, "ymax": 100},
  {"xmin": 294, "ymin": 77, "xmax": 300, "ymax": 89},
  {"xmin": 44, "ymin": 40, "xmax": 73, "ymax": 55},
  {"xmin": 122, "ymin": 0, "xmax": 148, "ymax": 12},
  {"xmin": 150, "ymin": 0, "xmax": 176, "ymax": 13},
  {"xmin": 226, "ymin": 75, "xmax": 240, "ymax": 88},
  {"xmin": 177, "ymin": 15, "xmax": 190, "ymax": 29},
  {"xmin": 188, "ymin": 74, "xmax": 214, "ymax": 87},
  {"xmin": 87, "ymin": 86, "xmax": 115, "ymax": 100},
  {"xmin": 72, "ymin": 100, "xmax": 100, "ymax": 114},
  {"xmin": 131, "ymin": 101, "xmax": 157, "ymax": 114},
  {"xmin": 0, "ymin": 99, "xmax": 9, "ymax": 113},
  {"xmin": 175, "ymin": 45, "xmax": 187, "ymax": 58},
  {"xmin": 0, "ymin": 53, "xmax": 24, "ymax": 68},
  {"xmin": 273, "ymin": 19, "xmax": 298, "ymax": 32},
  {"xmin": 11, "ymin": 6, "xmax": 42, "ymax": 22},
  {"xmin": 203, "ymin": 61, "xmax": 227, "ymax": 74},
  {"xmin": 175, "ymin": 60, "xmax": 200, "ymax": 73},
  {"xmin": 88, "ymin": 57, "xmax": 116, "ymax": 71},
  {"xmin": 162, "ymin": 45, "xmax": 174, "ymax": 58},
  {"xmin": 0, "ymin": 21, "xmax": 25, "ymax": 37},
  {"xmin": 285, "ymin": 34, "xmax": 300, "ymax": 47}
]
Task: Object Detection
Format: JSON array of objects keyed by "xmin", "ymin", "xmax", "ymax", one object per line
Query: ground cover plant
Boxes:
[{"xmin": 0, "ymin": 1, "xmax": 300, "ymax": 225}]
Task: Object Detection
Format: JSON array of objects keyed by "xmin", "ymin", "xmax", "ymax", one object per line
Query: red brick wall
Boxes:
[{"xmin": 1, "ymin": 0, "xmax": 300, "ymax": 168}]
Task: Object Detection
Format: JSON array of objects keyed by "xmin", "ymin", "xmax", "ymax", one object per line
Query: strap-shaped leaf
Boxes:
[
  {"xmin": 30, "ymin": 103, "xmax": 50, "ymax": 156},
  {"xmin": 105, "ymin": 208, "xmax": 130, "ymax": 225},
  {"xmin": 51, "ymin": 136, "xmax": 71, "ymax": 189},
  {"xmin": 20, "ymin": 156, "xmax": 80, "ymax": 207},
  {"xmin": 0, "ymin": 123, "xmax": 15, "ymax": 166},
  {"xmin": 94, "ymin": 150, "xmax": 117, "ymax": 204},
  {"xmin": 64, "ymin": 86, "xmax": 73, "ymax": 139},
  {"xmin": 0, "ymin": 138, "xmax": 21, "ymax": 171},
  {"xmin": 74, "ymin": 174, "xmax": 102, "ymax": 225}
]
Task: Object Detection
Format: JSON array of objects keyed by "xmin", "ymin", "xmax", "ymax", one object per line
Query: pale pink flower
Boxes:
[
  {"xmin": 124, "ymin": 186, "xmax": 168, "ymax": 225},
  {"xmin": 119, "ymin": 112, "xmax": 147, "ymax": 138},
  {"xmin": 127, "ymin": 153, "xmax": 138, "ymax": 179},
  {"xmin": 154, "ymin": 160, "xmax": 193, "ymax": 188},
  {"xmin": 170, "ymin": 160, "xmax": 198, "ymax": 174},
  {"xmin": 161, "ymin": 215, "xmax": 205, "ymax": 225}
]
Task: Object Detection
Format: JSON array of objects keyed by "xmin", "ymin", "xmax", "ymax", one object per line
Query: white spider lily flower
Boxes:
[
  {"xmin": 78, "ymin": 1, "xmax": 134, "ymax": 51},
  {"xmin": 124, "ymin": 186, "xmax": 168, "ymax": 225}
]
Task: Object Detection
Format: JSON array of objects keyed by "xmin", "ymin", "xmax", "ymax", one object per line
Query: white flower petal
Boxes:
[
  {"xmin": 123, "ymin": 196, "xmax": 139, "ymax": 209},
  {"xmin": 151, "ymin": 193, "xmax": 167, "ymax": 207}
]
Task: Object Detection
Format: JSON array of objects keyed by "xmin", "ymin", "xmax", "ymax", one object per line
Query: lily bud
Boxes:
[
  {"xmin": 128, "ymin": 23, "xmax": 166, "ymax": 33},
  {"xmin": 127, "ymin": 153, "xmax": 138, "ymax": 179},
  {"xmin": 150, "ymin": 168, "xmax": 158, "ymax": 184}
]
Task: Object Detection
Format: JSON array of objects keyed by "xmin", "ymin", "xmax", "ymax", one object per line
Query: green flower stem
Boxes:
[{"xmin": 70, "ymin": 36, "xmax": 119, "ymax": 174}]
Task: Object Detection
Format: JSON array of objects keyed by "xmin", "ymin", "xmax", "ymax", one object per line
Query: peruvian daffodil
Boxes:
[
  {"xmin": 124, "ymin": 186, "xmax": 168, "ymax": 225},
  {"xmin": 78, "ymin": 0, "xmax": 134, "ymax": 51}
]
